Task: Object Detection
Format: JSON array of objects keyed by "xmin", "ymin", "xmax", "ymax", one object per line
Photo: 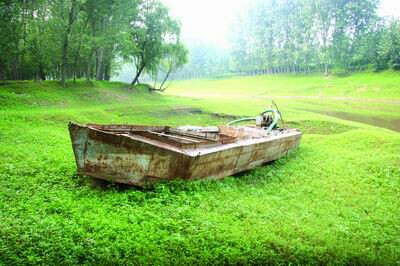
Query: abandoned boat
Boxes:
[{"xmin": 69, "ymin": 107, "xmax": 302, "ymax": 186}]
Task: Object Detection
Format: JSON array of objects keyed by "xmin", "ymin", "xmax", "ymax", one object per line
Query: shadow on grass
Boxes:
[{"xmin": 286, "ymin": 120, "xmax": 358, "ymax": 134}]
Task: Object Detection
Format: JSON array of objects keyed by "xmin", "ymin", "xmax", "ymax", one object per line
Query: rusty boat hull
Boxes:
[{"xmin": 69, "ymin": 123, "xmax": 302, "ymax": 186}]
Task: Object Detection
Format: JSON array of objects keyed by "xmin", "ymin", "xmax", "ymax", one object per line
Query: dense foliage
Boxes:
[
  {"xmin": 231, "ymin": 0, "xmax": 400, "ymax": 74},
  {"xmin": 0, "ymin": 0, "xmax": 187, "ymax": 86}
]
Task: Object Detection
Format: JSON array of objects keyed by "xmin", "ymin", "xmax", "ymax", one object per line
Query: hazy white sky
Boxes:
[
  {"xmin": 379, "ymin": 0, "xmax": 400, "ymax": 17},
  {"xmin": 162, "ymin": 0, "xmax": 251, "ymax": 48},
  {"xmin": 162, "ymin": 0, "xmax": 400, "ymax": 49}
]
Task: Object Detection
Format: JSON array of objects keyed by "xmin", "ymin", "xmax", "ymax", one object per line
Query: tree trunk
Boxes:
[
  {"xmin": 95, "ymin": 48, "xmax": 104, "ymax": 81},
  {"xmin": 20, "ymin": 1, "xmax": 28, "ymax": 80},
  {"xmin": 60, "ymin": 0, "xmax": 77, "ymax": 87},
  {"xmin": 11, "ymin": 57, "xmax": 18, "ymax": 80},
  {"xmin": 158, "ymin": 64, "xmax": 174, "ymax": 91},
  {"xmin": 39, "ymin": 62, "xmax": 46, "ymax": 80},
  {"xmin": 86, "ymin": 59, "xmax": 91, "ymax": 82},
  {"xmin": 60, "ymin": 34, "xmax": 69, "ymax": 87},
  {"xmin": 85, "ymin": 49, "xmax": 94, "ymax": 82},
  {"xmin": 73, "ymin": 41, "xmax": 83, "ymax": 83},
  {"xmin": 104, "ymin": 58, "xmax": 111, "ymax": 81},
  {"xmin": 0, "ymin": 61, "xmax": 5, "ymax": 83},
  {"xmin": 324, "ymin": 63, "xmax": 329, "ymax": 76},
  {"xmin": 86, "ymin": 62, "xmax": 91, "ymax": 82},
  {"xmin": 131, "ymin": 64, "xmax": 145, "ymax": 85}
]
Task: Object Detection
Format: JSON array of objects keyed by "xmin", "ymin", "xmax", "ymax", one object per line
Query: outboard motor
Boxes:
[
  {"xmin": 227, "ymin": 104, "xmax": 282, "ymax": 132},
  {"xmin": 256, "ymin": 113, "xmax": 274, "ymax": 128}
]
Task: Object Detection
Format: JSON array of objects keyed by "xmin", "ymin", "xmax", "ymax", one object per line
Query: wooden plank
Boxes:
[
  {"xmin": 148, "ymin": 131, "xmax": 203, "ymax": 143},
  {"xmin": 168, "ymin": 129, "xmax": 218, "ymax": 142}
]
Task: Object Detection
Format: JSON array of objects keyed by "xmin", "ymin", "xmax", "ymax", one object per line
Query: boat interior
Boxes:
[{"xmin": 86, "ymin": 124, "xmax": 276, "ymax": 148}]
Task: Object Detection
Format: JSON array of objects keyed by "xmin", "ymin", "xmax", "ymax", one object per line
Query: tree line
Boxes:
[
  {"xmin": 231, "ymin": 0, "xmax": 400, "ymax": 75},
  {"xmin": 0, "ymin": 0, "xmax": 187, "ymax": 88}
]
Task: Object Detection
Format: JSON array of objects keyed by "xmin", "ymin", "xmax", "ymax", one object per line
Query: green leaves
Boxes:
[
  {"xmin": 0, "ymin": 0, "xmax": 185, "ymax": 84},
  {"xmin": 376, "ymin": 21, "xmax": 400, "ymax": 71},
  {"xmin": 127, "ymin": 0, "xmax": 186, "ymax": 85},
  {"xmin": 230, "ymin": 0, "xmax": 390, "ymax": 74}
]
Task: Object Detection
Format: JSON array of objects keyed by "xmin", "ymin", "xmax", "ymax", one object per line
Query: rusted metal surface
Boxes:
[{"xmin": 69, "ymin": 122, "xmax": 302, "ymax": 186}]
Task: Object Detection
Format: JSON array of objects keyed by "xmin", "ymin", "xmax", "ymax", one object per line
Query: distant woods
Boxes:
[
  {"xmin": 0, "ymin": 0, "xmax": 187, "ymax": 87},
  {"xmin": 2, "ymin": 0, "xmax": 400, "ymax": 85},
  {"xmin": 231, "ymin": 0, "xmax": 400, "ymax": 75}
]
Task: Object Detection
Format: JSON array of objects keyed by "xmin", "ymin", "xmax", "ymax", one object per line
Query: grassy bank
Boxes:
[
  {"xmin": 167, "ymin": 71, "xmax": 400, "ymax": 99},
  {"xmin": 0, "ymin": 73, "xmax": 399, "ymax": 264}
]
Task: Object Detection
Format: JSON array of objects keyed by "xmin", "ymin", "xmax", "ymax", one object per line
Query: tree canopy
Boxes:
[
  {"xmin": 0, "ymin": 0, "xmax": 186, "ymax": 86},
  {"xmin": 230, "ymin": 0, "xmax": 400, "ymax": 75},
  {"xmin": 1, "ymin": 0, "xmax": 399, "ymax": 84}
]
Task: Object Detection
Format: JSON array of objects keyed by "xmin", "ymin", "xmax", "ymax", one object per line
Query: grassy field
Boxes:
[
  {"xmin": 0, "ymin": 73, "xmax": 399, "ymax": 264},
  {"xmin": 167, "ymin": 71, "xmax": 400, "ymax": 99}
]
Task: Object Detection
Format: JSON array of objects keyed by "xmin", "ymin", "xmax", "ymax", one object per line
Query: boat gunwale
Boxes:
[{"xmin": 69, "ymin": 122, "xmax": 302, "ymax": 157}]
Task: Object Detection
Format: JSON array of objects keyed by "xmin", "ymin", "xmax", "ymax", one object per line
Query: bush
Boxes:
[{"xmin": 331, "ymin": 67, "xmax": 351, "ymax": 77}]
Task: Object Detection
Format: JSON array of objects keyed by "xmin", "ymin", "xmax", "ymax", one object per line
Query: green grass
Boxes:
[
  {"xmin": 167, "ymin": 71, "xmax": 400, "ymax": 99},
  {"xmin": 0, "ymin": 73, "xmax": 400, "ymax": 264}
]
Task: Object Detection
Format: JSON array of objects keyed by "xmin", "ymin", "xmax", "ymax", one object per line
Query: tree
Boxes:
[
  {"xmin": 376, "ymin": 20, "xmax": 400, "ymax": 71},
  {"xmin": 0, "ymin": 0, "xmax": 185, "ymax": 85},
  {"xmin": 128, "ymin": 0, "xmax": 181, "ymax": 85},
  {"xmin": 230, "ymin": 0, "xmax": 383, "ymax": 75},
  {"xmin": 55, "ymin": 0, "xmax": 82, "ymax": 87},
  {"xmin": 153, "ymin": 41, "xmax": 187, "ymax": 91},
  {"xmin": 0, "ymin": 1, "xmax": 21, "ymax": 81}
]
